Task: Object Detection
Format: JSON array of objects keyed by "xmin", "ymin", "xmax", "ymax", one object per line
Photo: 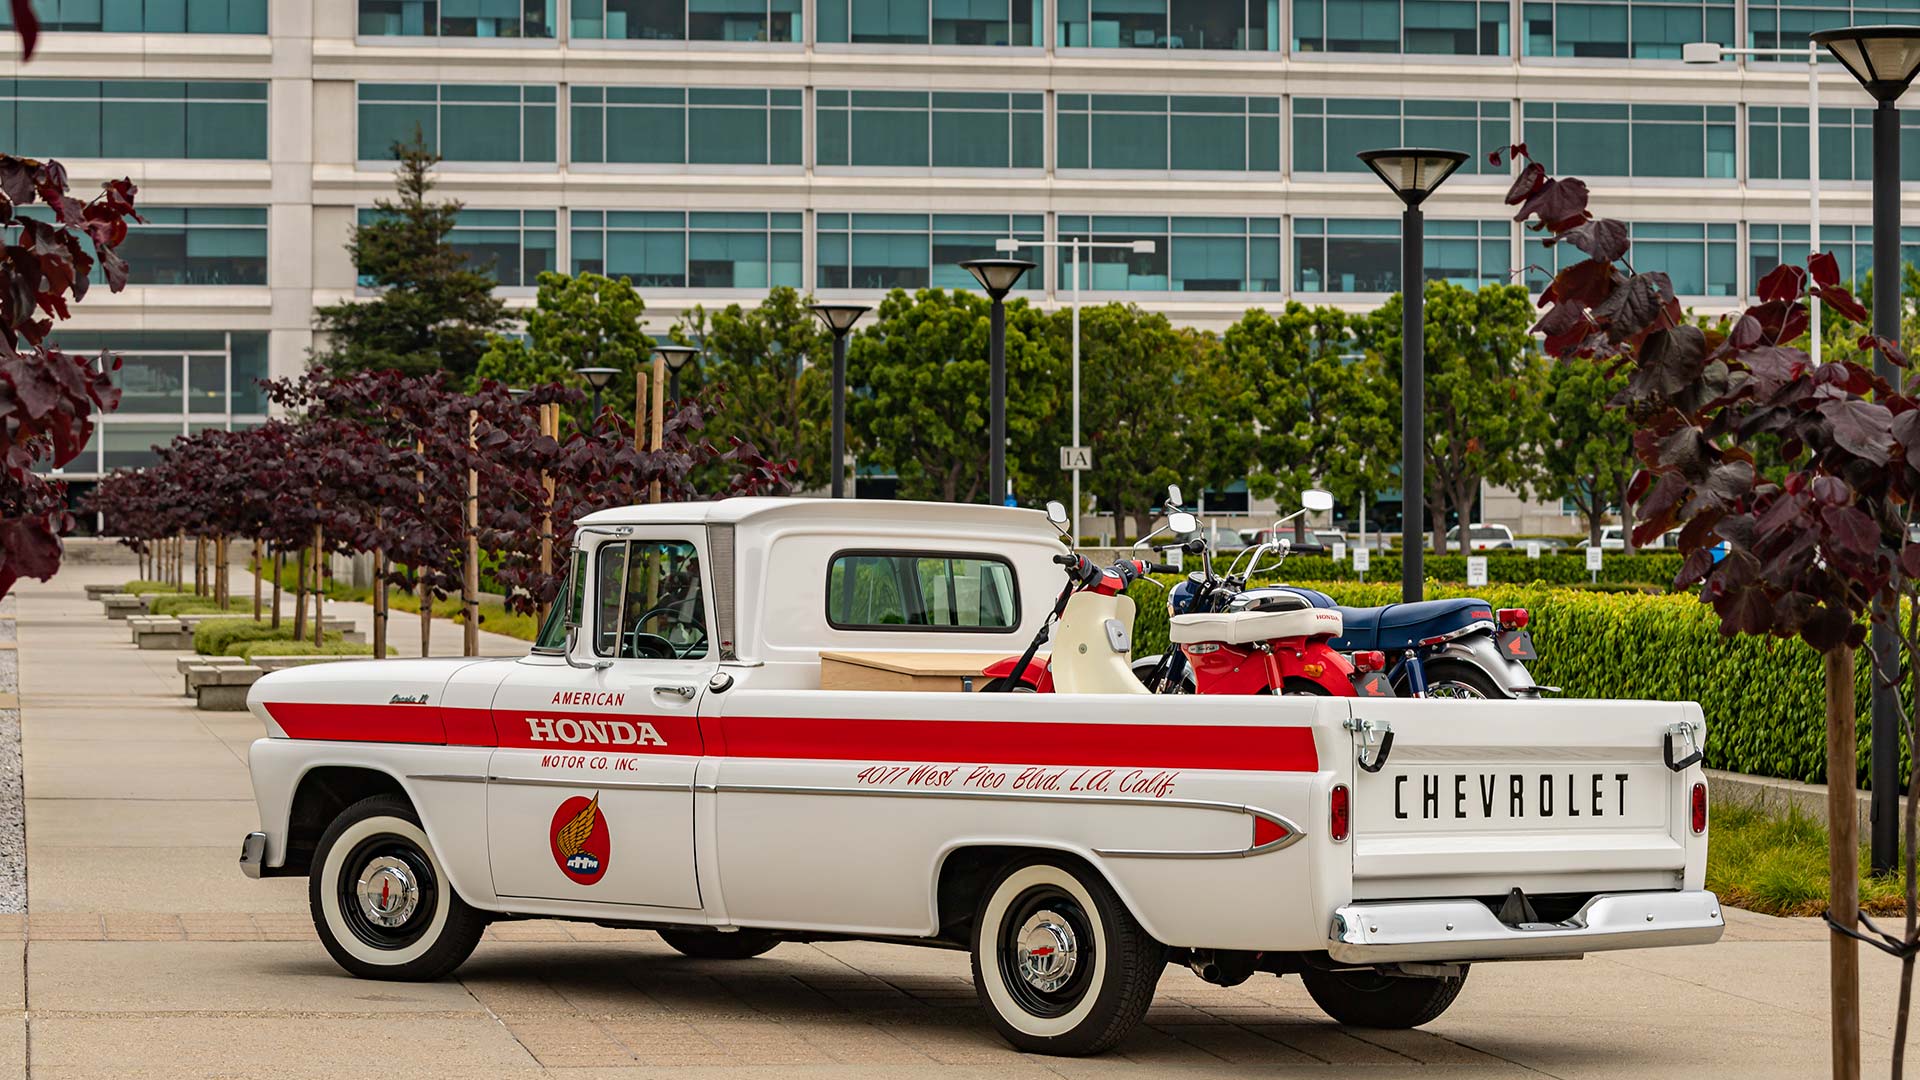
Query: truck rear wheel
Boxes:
[
  {"xmin": 1301, "ymin": 966, "xmax": 1468, "ymax": 1028},
  {"xmin": 970, "ymin": 857, "xmax": 1162, "ymax": 1056},
  {"xmin": 310, "ymin": 795, "xmax": 487, "ymax": 981}
]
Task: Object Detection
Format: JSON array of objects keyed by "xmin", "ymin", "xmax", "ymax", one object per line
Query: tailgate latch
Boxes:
[
  {"xmin": 1344, "ymin": 717, "xmax": 1395, "ymax": 773},
  {"xmin": 1663, "ymin": 721, "xmax": 1704, "ymax": 772}
]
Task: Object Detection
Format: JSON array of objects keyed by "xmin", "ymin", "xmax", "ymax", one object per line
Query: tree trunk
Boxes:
[
  {"xmin": 215, "ymin": 536, "xmax": 228, "ymax": 607},
  {"xmin": 1621, "ymin": 476, "xmax": 1638, "ymax": 555},
  {"xmin": 420, "ymin": 572, "xmax": 432, "ymax": 658},
  {"xmin": 311, "ymin": 526, "xmax": 324, "ymax": 649},
  {"xmin": 1430, "ymin": 500, "xmax": 1448, "ymax": 557},
  {"xmin": 1826, "ymin": 645, "xmax": 1862, "ymax": 1080},
  {"xmin": 373, "ymin": 539, "xmax": 387, "ymax": 660},
  {"xmin": 194, "ymin": 536, "xmax": 205, "ymax": 596},
  {"xmin": 292, "ymin": 546, "xmax": 307, "ymax": 642},
  {"xmin": 252, "ymin": 539, "xmax": 262, "ymax": 621},
  {"xmin": 464, "ymin": 410, "xmax": 481, "ymax": 657},
  {"xmin": 271, "ymin": 546, "xmax": 282, "ymax": 629}
]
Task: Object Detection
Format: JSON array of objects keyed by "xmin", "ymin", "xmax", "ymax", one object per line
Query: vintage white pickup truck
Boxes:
[{"xmin": 240, "ymin": 498, "xmax": 1723, "ymax": 1056}]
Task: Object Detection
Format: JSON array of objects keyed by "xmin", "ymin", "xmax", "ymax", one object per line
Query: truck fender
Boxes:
[{"xmin": 926, "ymin": 837, "xmax": 1172, "ymax": 946}]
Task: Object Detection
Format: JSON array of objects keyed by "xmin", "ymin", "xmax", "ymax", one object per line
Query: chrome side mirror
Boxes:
[
  {"xmin": 1167, "ymin": 484, "xmax": 1183, "ymax": 507},
  {"xmin": 1303, "ymin": 488, "xmax": 1334, "ymax": 513},
  {"xmin": 1045, "ymin": 500, "xmax": 1068, "ymax": 526},
  {"xmin": 1168, "ymin": 511, "xmax": 1198, "ymax": 537}
]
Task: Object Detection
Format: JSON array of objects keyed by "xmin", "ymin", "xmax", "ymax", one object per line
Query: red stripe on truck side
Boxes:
[
  {"xmin": 261, "ymin": 702, "xmax": 491, "ymax": 745},
  {"xmin": 718, "ymin": 715, "xmax": 1319, "ymax": 772}
]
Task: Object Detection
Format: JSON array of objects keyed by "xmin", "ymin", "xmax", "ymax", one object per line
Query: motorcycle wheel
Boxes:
[
  {"xmin": 1280, "ymin": 677, "xmax": 1330, "ymax": 697},
  {"xmin": 980, "ymin": 677, "xmax": 1040, "ymax": 693},
  {"xmin": 1408, "ymin": 660, "xmax": 1506, "ymax": 699},
  {"xmin": 1130, "ymin": 656, "xmax": 1193, "ymax": 694}
]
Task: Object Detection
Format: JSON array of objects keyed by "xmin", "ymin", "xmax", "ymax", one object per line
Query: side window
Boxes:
[
  {"xmin": 826, "ymin": 551, "xmax": 1019, "ymax": 632},
  {"xmin": 594, "ymin": 540, "xmax": 709, "ymax": 659},
  {"xmin": 535, "ymin": 547, "xmax": 588, "ymax": 651}
]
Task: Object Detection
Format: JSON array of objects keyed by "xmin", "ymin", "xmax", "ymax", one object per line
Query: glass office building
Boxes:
[{"xmin": 0, "ymin": 0, "xmax": 1891, "ymax": 513}]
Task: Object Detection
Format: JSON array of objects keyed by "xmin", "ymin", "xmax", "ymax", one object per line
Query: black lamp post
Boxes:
[
  {"xmin": 1814, "ymin": 25, "xmax": 1920, "ymax": 876},
  {"xmin": 577, "ymin": 366, "xmax": 618, "ymax": 419},
  {"xmin": 1356, "ymin": 147, "xmax": 1468, "ymax": 603},
  {"xmin": 809, "ymin": 303, "xmax": 870, "ymax": 499},
  {"xmin": 958, "ymin": 258, "xmax": 1035, "ymax": 506},
  {"xmin": 654, "ymin": 343, "xmax": 699, "ymax": 402}
]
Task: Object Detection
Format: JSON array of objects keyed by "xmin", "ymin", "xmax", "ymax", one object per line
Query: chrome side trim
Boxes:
[
  {"xmin": 487, "ymin": 775, "xmax": 694, "ymax": 793},
  {"xmin": 1328, "ymin": 890, "xmax": 1725, "ymax": 964},
  {"xmin": 408, "ymin": 773, "xmax": 487, "ymax": 784},
  {"xmin": 1096, "ymin": 810, "xmax": 1305, "ymax": 860}
]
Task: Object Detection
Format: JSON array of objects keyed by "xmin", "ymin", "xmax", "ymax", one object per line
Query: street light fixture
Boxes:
[
  {"xmin": 996, "ymin": 236, "xmax": 1155, "ymax": 542},
  {"xmin": 653, "ymin": 343, "xmax": 699, "ymax": 401},
  {"xmin": 577, "ymin": 366, "xmax": 619, "ymax": 419},
  {"xmin": 1815, "ymin": 23, "xmax": 1920, "ymax": 878},
  {"xmin": 1356, "ymin": 147, "xmax": 1468, "ymax": 604},
  {"xmin": 1685, "ymin": 39, "xmax": 1829, "ymax": 363},
  {"xmin": 809, "ymin": 303, "xmax": 870, "ymax": 499},
  {"xmin": 958, "ymin": 257, "xmax": 1036, "ymax": 507}
]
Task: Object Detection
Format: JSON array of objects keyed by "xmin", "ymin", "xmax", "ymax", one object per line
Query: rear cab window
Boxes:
[{"xmin": 827, "ymin": 551, "xmax": 1018, "ymax": 632}]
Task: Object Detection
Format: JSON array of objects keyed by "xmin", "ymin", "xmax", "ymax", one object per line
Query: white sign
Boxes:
[
  {"xmin": 1332, "ymin": 541, "xmax": 1347, "ymax": 562},
  {"xmin": 1466, "ymin": 555, "xmax": 1488, "ymax": 587},
  {"xmin": 1526, "ymin": 540, "xmax": 1541, "ymax": 560},
  {"xmin": 1353, "ymin": 546, "xmax": 1371, "ymax": 572},
  {"xmin": 1586, "ymin": 545, "xmax": 1604, "ymax": 572},
  {"xmin": 1060, "ymin": 445, "xmax": 1093, "ymax": 471}
]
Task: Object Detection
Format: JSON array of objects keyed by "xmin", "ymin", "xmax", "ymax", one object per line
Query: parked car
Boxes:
[
  {"xmin": 239, "ymin": 498, "xmax": 1724, "ymax": 1055},
  {"xmin": 1578, "ymin": 527, "xmax": 1679, "ymax": 551},
  {"xmin": 1444, "ymin": 524, "xmax": 1515, "ymax": 550}
]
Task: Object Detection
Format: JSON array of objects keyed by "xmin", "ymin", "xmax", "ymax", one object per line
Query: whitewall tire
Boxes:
[
  {"xmin": 310, "ymin": 795, "xmax": 487, "ymax": 981},
  {"xmin": 970, "ymin": 857, "xmax": 1162, "ymax": 1055}
]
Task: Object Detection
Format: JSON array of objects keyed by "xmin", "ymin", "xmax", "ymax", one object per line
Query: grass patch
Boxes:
[
  {"xmin": 1708, "ymin": 801, "xmax": 1909, "ymax": 917},
  {"xmin": 121, "ymin": 580, "xmax": 190, "ymax": 595},
  {"xmin": 251, "ymin": 560, "xmax": 538, "ymax": 643}
]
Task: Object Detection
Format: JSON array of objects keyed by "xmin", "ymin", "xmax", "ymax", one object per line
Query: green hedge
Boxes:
[
  {"xmin": 147, "ymin": 594, "xmax": 253, "ymax": 617},
  {"xmin": 193, "ymin": 618, "xmax": 341, "ymax": 657},
  {"xmin": 1247, "ymin": 551, "xmax": 1685, "ymax": 587},
  {"xmin": 121, "ymin": 580, "xmax": 189, "ymax": 595},
  {"xmin": 1124, "ymin": 578, "xmax": 1904, "ymax": 788},
  {"xmin": 233, "ymin": 640, "xmax": 391, "ymax": 660}
]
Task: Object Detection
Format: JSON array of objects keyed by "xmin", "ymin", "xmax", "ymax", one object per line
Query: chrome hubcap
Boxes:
[
  {"xmin": 1426, "ymin": 682, "xmax": 1486, "ymax": 699},
  {"xmin": 1015, "ymin": 911, "xmax": 1079, "ymax": 993},
  {"xmin": 356, "ymin": 856, "xmax": 420, "ymax": 929}
]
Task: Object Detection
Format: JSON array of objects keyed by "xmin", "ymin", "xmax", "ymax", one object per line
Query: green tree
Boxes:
[
  {"xmin": 673, "ymin": 287, "xmax": 833, "ymax": 490},
  {"xmin": 847, "ymin": 288, "xmax": 1063, "ymax": 504},
  {"xmin": 1223, "ymin": 302, "xmax": 1395, "ymax": 524},
  {"xmin": 1046, "ymin": 303, "xmax": 1222, "ymax": 538},
  {"xmin": 1540, "ymin": 355, "xmax": 1634, "ymax": 548},
  {"xmin": 313, "ymin": 135, "xmax": 508, "ymax": 381},
  {"xmin": 1360, "ymin": 281, "xmax": 1546, "ymax": 553},
  {"xmin": 474, "ymin": 271, "xmax": 651, "ymax": 420}
]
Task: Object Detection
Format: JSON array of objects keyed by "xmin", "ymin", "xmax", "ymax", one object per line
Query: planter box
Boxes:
[
  {"xmin": 191, "ymin": 665, "xmax": 262, "ymax": 711},
  {"xmin": 101, "ymin": 595, "xmax": 147, "ymax": 619},
  {"xmin": 249, "ymin": 655, "xmax": 364, "ymax": 672}
]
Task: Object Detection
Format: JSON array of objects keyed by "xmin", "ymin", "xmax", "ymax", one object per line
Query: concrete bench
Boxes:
[
  {"xmin": 101, "ymin": 594, "xmax": 147, "ymax": 619},
  {"xmin": 248, "ymin": 654, "xmax": 365, "ymax": 672},
  {"xmin": 132, "ymin": 619, "xmax": 193, "ymax": 651},
  {"xmin": 190, "ymin": 664, "xmax": 263, "ymax": 711},
  {"xmin": 84, "ymin": 583, "xmax": 126, "ymax": 599},
  {"xmin": 177, "ymin": 655, "xmax": 246, "ymax": 695}
]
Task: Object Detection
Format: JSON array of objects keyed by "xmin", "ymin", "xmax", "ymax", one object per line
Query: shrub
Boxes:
[
  {"xmin": 121, "ymin": 580, "xmax": 189, "ymax": 595},
  {"xmin": 233, "ymin": 640, "xmax": 392, "ymax": 660},
  {"xmin": 1244, "ymin": 551, "xmax": 1684, "ymax": 588},
  {"xmin": 147, "ymin": 594, "xmax": 252, "ymax": 616},
  {"xmin": 194, "ymin": 618, "xmax": 341, "ymax": 657},
  {"xmin": 1125, "ymin": 577, "xmax": 1905, "ymax": 787}
]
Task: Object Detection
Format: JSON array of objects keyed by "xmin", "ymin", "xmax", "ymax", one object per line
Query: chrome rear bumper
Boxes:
[
  {"xmin": 1329, "ymin": 890, "xmax": 1724, "ymax": 964},
  {"xmin": 238, "ymin": 831, "xmax": 267, "ymax": 879}
]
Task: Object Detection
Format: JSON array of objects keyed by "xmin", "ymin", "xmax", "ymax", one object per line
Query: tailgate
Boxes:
[{"xmin": 1343, "ymin": 698, "xmax": 1705, "ymax": 902}]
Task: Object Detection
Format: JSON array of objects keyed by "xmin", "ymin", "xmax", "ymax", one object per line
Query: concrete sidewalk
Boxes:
[{"xmin": 3, "ymin": 562, "xmax": 1910, "ymax": 1077}]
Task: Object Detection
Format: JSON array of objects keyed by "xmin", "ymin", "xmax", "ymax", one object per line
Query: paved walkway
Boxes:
[{"xmin": 2, "ymin": 561, "xmax": 1912, "ymax": 1077}]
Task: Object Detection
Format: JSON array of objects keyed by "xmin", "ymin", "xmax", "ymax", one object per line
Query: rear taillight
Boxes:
[
  {"xmin": 1498, "ymin": 608, "xmax": 1530, "ymax": 630},
  {"xmin": 1352, "ymin": 650, "xmax": 1386, "ymax": 673},
  {"xmin": 1691, "ymin": 782, "xmax": 1708, "ymax": 835},
  {"xmin": 1330, "ymin": 784, "xmax": 1351, "ymax": 843}
]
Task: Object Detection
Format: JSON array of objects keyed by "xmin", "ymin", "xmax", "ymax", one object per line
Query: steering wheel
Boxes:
[
  {"xmin": 630, "ymin": 606, "xmax": 707, "ymax": 660},
  {"xmin": 621, "ymin": 628, "xmax": 677, "ymax": 660}
]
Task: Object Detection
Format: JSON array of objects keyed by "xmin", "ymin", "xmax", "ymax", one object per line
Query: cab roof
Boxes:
[{"xmin": 576, "ymin": 496, "xmax": 1056, "ymax": 534}]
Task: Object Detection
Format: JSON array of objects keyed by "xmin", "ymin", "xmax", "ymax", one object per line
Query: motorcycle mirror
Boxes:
[
  {"xmin": 1303, "ymin": 488, "xmax": 1334, "ymax": 513},
  {"xmin": 1044, "ymin": 500, "xmax": 1068, "ymax": 526},
  {"xmin": 1166, "ymin": 484, "xmax": 1183, "ymax": 507},
  {"xmin": 1168, "ymin": 511, "xmax": 1198, "ymax": 536}
]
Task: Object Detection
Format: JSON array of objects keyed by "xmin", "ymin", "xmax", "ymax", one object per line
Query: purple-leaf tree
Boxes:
[{"xmin": 1497, "ymin": 141, "xmax": 1908, "ymax": 1079}]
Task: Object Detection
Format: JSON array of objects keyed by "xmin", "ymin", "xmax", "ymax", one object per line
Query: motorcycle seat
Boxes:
[
  {"xmin": 1333, "ymin": 598, "xmax": 1494, "ymax": 651},
  {"xmin": 1171, "ymin": 607, "xmax": 1344, "ymax": 646}
]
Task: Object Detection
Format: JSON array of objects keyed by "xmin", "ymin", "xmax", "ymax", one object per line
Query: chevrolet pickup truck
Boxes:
[{"xmin": 239, "ymin": 497, "xmax": 1723, "ymax": 1056}]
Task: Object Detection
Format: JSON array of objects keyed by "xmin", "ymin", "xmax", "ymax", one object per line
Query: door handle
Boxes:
[{"xmin": 653, "ymin": 684, "xmax": 697, "ymax": 700}]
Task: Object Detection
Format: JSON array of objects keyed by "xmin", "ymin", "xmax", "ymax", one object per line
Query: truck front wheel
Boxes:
[
  {"xmin": 970, "ymin": 858, "xmax": 1162, "ymax": 1056},
  {"xmin": 1301, "ymin": 966, "xmax": 1468, "ymax": 1028},
  {"xmin": 310, "ymin": 795, "xmax": 487, "ymax": 981}
]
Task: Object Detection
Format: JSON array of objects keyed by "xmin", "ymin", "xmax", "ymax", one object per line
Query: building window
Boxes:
[
  {"xmin": 1750, "ymin": 224, "xmax": 1920, "ymax": 293},
  {"xmin": 1292, "ymin": 0, "xmax": 1508, "ymax": 55},
  {"xmin": 358, "ymin": 207, "xmax": 556, "ymax": 287},
  {"xmin": 1057, "ymin": 94, "xmax": 1279, "ymax": 173},
  {"xmin": 1521, "ymin": 102, "xmax": 1734, "ymax": 179},
  {"xmin": 1057, "ymin": 0, "xmax": 1277, "ymax": 49},
  {"xmin": 816, "ymin": 213, "xmax": 1044, "ymax": 290},
  {"xmin": 1749, "ymin": 106, "xmax": 1920, "ymax": 183},
  {"xmin": 1748, "ymin": 0, "xmax": 1920, "ymax": 51},
  {"xmin": 1527, "ymin": 222, "xmax": 1735, "ymax": 296},
  {"xmin": 1294, "ymin": 217, "xmax": 1509, "ymax": 293},
  {"xmin": 1057, "ymin": 216, "xmax": 1281, "ymax": 293},
  {"xmin": 120, "ymin": 207, "xmax": 268, "ymax": 285},
  {"xmin": 1521, "ymin": 0, "xmax": 1732, "ymax": 59},
  {"xmin": 0, "ymin": 79, "xmax": 268, "ymax": 160},
  {"xmin": 1293, "ymin": 98, "xmax": 1508, "ymax": 175},
  {"xmin": 571, "ymin": 211, "xmax": 802, "ymax": 289},
  {"xmin": 358, "ymin": 83, "xmax": 556, "ymax": 164},
  {"xmin": 359, "ymin": 0, "xmax": 554, "ymax": 37},
  {"xmin": 817, "ymin": 0, "xmax": 1037, "ymax": 43},
  {"xmin": 815, "ymin": 91, "xmax": 1043, "ymax": 170},
  {"xmin": 573, "ymin": 0, "xmax": 799, "ymax": 42},
  {"xmin": 569, "ymin": 87, "xmax": 801, "ymax": 166},
  {"xmin": 1, "ymin": 0, "xmax": 268, "ymax": 32}
]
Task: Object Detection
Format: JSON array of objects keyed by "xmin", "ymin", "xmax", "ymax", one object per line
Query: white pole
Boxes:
[
  {"xmin": 1809, "ymin": 43, "xmax": 1822, "ymax": 367},
  {"xmin": 1071, "ymin": 241, "xmax": 1081, "ymax": 544}
]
